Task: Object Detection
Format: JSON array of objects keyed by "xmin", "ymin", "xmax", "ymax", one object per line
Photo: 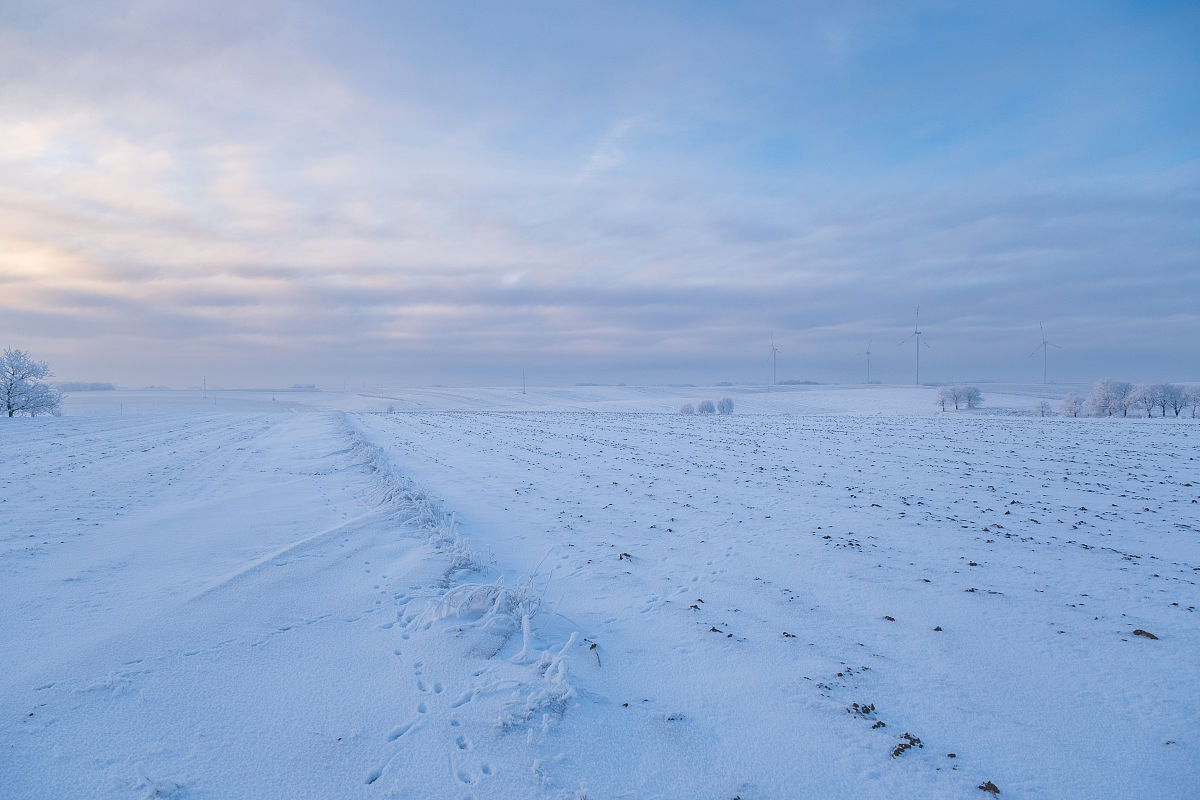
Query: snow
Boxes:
[{"xmin": 2, "ymin": 385, "xmax": 1197, "ymax": 799}]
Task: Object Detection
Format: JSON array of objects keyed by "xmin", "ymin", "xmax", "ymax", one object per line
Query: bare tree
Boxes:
[
  {"xmin": 1112, "ymin": 383, "xmax": 1136, "ymax": 416},
  {"xmin": 678, "ymin": 403, "xmax": 695, "ymax": 415},
  {"xmin": 1036, "ymin": 400, "xmax": 1052, "ymax": 417},
  {"xmin": 697, "ymin": 399, "xmax": 716, "ymax": 415},
  {"xmin": 1186, "ymin": 385, "xmax": 1200, "ymax": 418},
  {"xmin": 951, "ymin": 386, "xmax": 964, "ymax": 409},
  {"xmin": 1060, "ymin": 392, "xmax": 1082, "ymax": 418},
  {"xmin": 1086, "ymin": 379, "xmax": 1114, "ymax": 416},
  {"xmin": 1162, "ymin": 384, "xmax": 1184, "ymax": 417},
  {"xmin": 1087, "ymin": 378, "xmax": 1132, "ymax": 417},
  {"xmin": 937, "ymin": 385, "xmax": 982, "ymax": 411},
  {"xmin": 717, "ymin": 397, "xmax": 734, "ymax": 414},
  {"xmin": 1144, "ymin": 383, "xmax": 1171, "ymax": 418},
  {"xmin": 1167, "ymin": 385, "xmax": 1186, "ymax": 417},
  {"xmin": 1129, "ymin": 384, "xmax": 1157, "ymax": 418},
  {"xmin": 1, "ymin": 348, "xmax": 64, "ymax": 417}
]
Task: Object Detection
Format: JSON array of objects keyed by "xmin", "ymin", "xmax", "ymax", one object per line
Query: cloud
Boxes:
[
  {"xmin": 575, "ymin": 117, "xmax": 640, "ymax": 185},
  {"xmin": 0, "ymin": 0, "xmax": 1196, "ymax": 386}
]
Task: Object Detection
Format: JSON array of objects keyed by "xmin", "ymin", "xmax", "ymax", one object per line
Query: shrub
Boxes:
[
  {"xmin": 717, "ymin": 397, "xmax": 734, "ymax": 414},
  {"xmin": 678, "ymin": 403, "xmax": 695, "ymax": 415},
  {"xmin": 697, "ymin": 400, "xmax": 716, "ymax": 414}
]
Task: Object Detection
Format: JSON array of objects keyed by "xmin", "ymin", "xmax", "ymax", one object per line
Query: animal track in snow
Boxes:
[
  {"xmin": 449, "ymin": 691, "xmax": 475, "ymax": 709},
  {"xmin": 387, "ymin": 721, "xmax": 418, "ymax": 741}
]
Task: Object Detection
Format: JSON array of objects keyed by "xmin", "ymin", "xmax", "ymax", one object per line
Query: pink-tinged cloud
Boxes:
[{"xmin": 1, "ymin": 0, "xmax": 1196, "ymax": 386}]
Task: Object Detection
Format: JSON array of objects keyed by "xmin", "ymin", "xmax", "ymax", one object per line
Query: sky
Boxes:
[{"xmin": 1, "ymin": 0, "xmax": 1197, "ymax": 388}]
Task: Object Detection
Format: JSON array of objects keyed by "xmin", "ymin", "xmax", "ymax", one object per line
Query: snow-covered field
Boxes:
[{"xmin": 2, "ymin": 385, "xmax": 1197, "ymax": 799}]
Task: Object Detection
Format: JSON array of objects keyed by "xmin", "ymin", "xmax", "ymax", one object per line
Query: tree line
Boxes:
[
  {"xmin": 1062, "ymin": 379, "xmax": 1199, "ymax": 418},
  {"xmin": 678, "ymin": 398, "xmax": 734, "ymax": 415},
  {"xmin": 936, "ymin": 385, "xmax": 983, "ymax": 411}
]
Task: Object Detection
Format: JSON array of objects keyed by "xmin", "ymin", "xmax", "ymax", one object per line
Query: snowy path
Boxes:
[{"xmin": 2, "ymin": 404, "xmax": 1197, "ymax": 799}]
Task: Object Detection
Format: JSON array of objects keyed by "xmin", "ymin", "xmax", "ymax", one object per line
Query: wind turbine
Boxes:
[
  {"xmin": 768, "ymin": 333, "xmax": 780, "ymax": 389},
  {"xmin": 1028, "ymin": 322, "xmax": 1061, "ymax": 384},
  {"xmin": 898, "ymin": 307, "xmax": 929, "ymax": 385},
  {"xmin": 856, "ymin": 340, "xmax": 873, "ymax": 384}
]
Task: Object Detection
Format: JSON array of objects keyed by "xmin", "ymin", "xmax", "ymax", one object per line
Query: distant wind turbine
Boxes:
[
  {"xmin": 856, "ymin": 340, "xmax": 873, "ymax": 384},
  {"xmin": 768, "ymin": 333, "xmax": 780, "ymax": 389},
  {"xmin": 1028, "ymin": 322, "xmax": 1061, "ymax": 384},
  {"xmin": 898, "ymin": 307, "xmax": 930, "ymax": 385}
]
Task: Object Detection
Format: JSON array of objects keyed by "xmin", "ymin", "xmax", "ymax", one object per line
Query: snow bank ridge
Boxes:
[
  {"xmin": 339, "ymin": 412, "xmax": 480, "ymax": 573},
  {"xmin": 342, "ymin": 413, "xmax": 582, "ymax": 744}
]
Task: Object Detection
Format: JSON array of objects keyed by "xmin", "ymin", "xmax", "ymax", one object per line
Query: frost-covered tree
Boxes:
[
  {"xmin": 1133, "ymin": 383, "xmax": 1177, "ymax": 418},
  {"xmin": 1162, "ymin": 384, "xmax": 1184, "ymax": 417},
  {"xmin": 1036, "ymin": 400, "xmax": 1052, "ymax": 417},
  {"xmin": 1, "ymin": 348, "xmax": 63, "ymax": 417},
  {"xmin": 696, "ymin": 399, "xmax": 716, "ymax": 414},
  {"xmin": 936, "ymin": 386, "xmax": 982, "ymax": 411},
  {"xmin": 1185, "ymin": 385, "xmax": 1200, "ymax": 418},
  {"xmin": 1086, "ymin": 378, "xmax": 1131, "ymax": 417},
  {"xmin": 1085, "ymin": 379, "xmax": 1113, "ymax": 416},
  {"xmin": 678, "ymin": 403, "xmax": 695, "ymax": 415},
  {"xmin": 717, "ymin": 397, "xmax": 734, "ymax": 414},
  {"xmin": 1060, "ymin": 393, "xmax": 1082, "ymax": 418},
  {"xmin": 1110, "ymin": 382, "xmax": 1135, "ymax": 417},
  {"xmin": 1129, "ymin": 384, "xmax": 1157, "ymax": 418},
  {"xmin": 1148, "ymin": 383, "xmax": 1171, "ymax": 417}
]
